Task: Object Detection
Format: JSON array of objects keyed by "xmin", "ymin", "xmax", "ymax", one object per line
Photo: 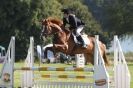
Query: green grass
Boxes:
[
  {"xmin": 0, "ymin": 62, "xmax": 133, "ymax": 87},
  {"xmin": 128, "ymin": 63, "xmax": 133, "ymax": 88}
]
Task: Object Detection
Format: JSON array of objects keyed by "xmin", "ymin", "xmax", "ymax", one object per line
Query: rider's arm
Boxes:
[
  {"xmin": 63, "ymin": 17, "xmax": 68, "ymax": 27},
  {"xmin": 69, "ymin": 15, "xmax": 77, "ymax": 29}
]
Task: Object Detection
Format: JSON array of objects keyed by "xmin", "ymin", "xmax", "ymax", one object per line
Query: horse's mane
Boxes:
[
  {"xmin": 46, "ymin": 17, "xmax": 70, "ymax": 34},
  {"xmin": 47, "ymin": 17, "xmax": 63, "ymax": 27}
]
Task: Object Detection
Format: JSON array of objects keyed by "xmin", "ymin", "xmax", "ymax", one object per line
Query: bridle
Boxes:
[{"xmin": 41, "ymin": 20, "xmax": 63, "ymax": 39}]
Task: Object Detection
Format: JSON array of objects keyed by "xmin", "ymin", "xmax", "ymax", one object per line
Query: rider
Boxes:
[{"xmin": 61, "ymin": 8, "xmax": 87, "ymax": 48}]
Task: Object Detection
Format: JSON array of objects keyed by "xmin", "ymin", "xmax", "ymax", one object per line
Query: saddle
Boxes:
[{"xmin": 64, "ymin": 28, "xmax": 90, "ymax": 47}]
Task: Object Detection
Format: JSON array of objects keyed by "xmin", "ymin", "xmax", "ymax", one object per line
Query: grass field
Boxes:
[
  {"xmin": 128, "ymin": 63, "xmax": 133, "ymax": 88},
  {"xmin": 0, "ymin": 61, "xmax": 133, "ymax": 87}
]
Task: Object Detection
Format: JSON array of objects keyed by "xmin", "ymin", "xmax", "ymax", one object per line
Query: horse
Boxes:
[{"xmin": 40, "ymin": 17, "xmax": 110, "ymax": 66}]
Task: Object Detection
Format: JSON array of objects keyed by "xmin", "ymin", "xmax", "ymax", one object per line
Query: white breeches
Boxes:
[{"xmin": 75, "ymin": 26, "xmax": 84, "ymax": 36}]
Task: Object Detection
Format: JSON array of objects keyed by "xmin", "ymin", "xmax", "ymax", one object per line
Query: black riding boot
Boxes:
[{"xmin": 76, "ymin": 36, "xmax": 87, "ymax": 48}]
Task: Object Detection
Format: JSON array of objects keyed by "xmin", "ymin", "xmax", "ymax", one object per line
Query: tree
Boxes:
[
  {"xmin": 104, "ymin": 0, "xmax": 133, "ymax": 37},
  {"xmin": 0, "ymin": 0, "xmax": 62, "ymax": 60}
]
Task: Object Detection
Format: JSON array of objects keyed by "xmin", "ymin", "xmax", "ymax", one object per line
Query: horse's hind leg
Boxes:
[
  {"xmin": 103, "ymin": 50, "xmax": 110, "ymax": 66},
  {"xmin": 100, "ymin": 44, "xmax": 110, "ymax": 66},
  {"xmin": 84, "ymin": 53, "xmax": 94, "ymax": 65}
]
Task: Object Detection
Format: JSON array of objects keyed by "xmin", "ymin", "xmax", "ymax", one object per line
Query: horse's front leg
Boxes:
[{"xmin": 54, "ymin": 43, "xmax": 68, "ymax": 53}]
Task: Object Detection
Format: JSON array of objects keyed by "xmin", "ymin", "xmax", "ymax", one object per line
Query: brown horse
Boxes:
[{"xmin": 41, "ymin": 17, "xmax": 109, "ymax": 66}]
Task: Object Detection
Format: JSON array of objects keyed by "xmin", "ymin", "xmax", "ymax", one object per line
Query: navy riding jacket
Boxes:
[{"xmin": 63, "ymin": 14, "xmax": 85, "ymax": 30}]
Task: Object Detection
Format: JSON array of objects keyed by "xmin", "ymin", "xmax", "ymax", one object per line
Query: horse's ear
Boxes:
[
  {"xmin": 41, "ymin": 19, "xmax": 49, "ymax": 25},
  {"xmin": 46, "ymin": 18, "xmax": 50, "ymax": 22}
]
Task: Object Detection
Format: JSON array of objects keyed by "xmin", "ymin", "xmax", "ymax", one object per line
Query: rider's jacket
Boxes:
[{"xmin": 63, "ymin": 14, "xmax": 85, "ymax": 30}]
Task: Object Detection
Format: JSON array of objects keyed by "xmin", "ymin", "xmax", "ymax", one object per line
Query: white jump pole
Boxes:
[
  {"xmin": 94, "ymin": 35, "xmax": 109, "ymax": 88},
  {"xmin": 114, "ymin": 35, "xmax": 131, "ymax": 88},
  {"xmin": 0, "ymin": 37, "xmax": 15, "ymax": 87},
  {"xmin": 21, "ymin": 37, "xmax": 34, "ymax": 88},
  {"xmin": 37, "ymin": 45, "xmax": 42, "ymax": 66}
]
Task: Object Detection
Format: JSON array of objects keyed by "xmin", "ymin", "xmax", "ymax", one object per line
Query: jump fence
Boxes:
[{"xmin": 0, "ymin": 35, "xmax": 130, "ymax": 88}]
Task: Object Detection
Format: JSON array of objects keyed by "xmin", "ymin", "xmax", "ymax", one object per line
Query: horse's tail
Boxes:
[
  {"xmin": 103, "ymin": 50, "xmax": 110, "ymax": 66},
  {"xmin": 88, "ymin": 36, "xmax": 110, "ymax": 66}
]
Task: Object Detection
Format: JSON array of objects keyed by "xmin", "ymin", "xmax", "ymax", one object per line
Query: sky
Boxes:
[{"xmin": 109, "ymin": 36, "xmax": 133, "ymax": 53}]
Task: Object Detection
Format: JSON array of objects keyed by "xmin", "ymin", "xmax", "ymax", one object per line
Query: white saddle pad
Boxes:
[
  {"xmin": 73, "ymin": 33, "xmax": 90, "ymax": 46},
  {"xmin": 81, "ymin": 35, "xmax": 90, "ymax": 45}
]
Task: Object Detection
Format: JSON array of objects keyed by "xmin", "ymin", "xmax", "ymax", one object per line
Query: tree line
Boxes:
[{"xmin": 0, "ymin": 0, "xmax": 132, "ymax": 60}]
